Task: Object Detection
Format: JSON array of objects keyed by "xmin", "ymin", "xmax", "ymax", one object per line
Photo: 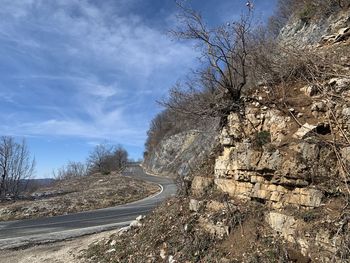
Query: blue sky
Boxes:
[{"xmin": 0, "ymin": 0, "xmax": 276, "ymax": 178}]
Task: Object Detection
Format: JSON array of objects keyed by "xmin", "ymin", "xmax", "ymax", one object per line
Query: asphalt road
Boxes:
[{"xmin": 0, "ymin": 165, "xmax": 176, "ymax": 249}]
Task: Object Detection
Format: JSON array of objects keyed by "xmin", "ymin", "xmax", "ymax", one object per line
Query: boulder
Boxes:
[
  {"xmin": 334, "ymin": 27, "xmax": 350, "ymax": 42},
  {"xmin": 168, "ymin": 255, "xmax": 176, "ymax": 263},
  {"xmin": 205, "ymin": 200, "xmax": 226, "ymax": 212},
  {"xmin": 342, "ymin": 108, "xmax": 350, "ymax": 122},
  {"xmin": 136, "ymin": 215, "xmax": 145, "ymax": 221},
  {"xmin": 191, "ymin": 176, "xmax": 214, "ymax": 196},
  {"xmin": 189, "ymin": 199, "xmax": 202, "ymax": 212},
  {"xmin": 321, "ymin": 34, "xmax": 336, "ymax": 43},
  {"xmin": 110, "ymin": 240, "xmax": 116, "ymax": 246},
  {"xmin": 160, "ymin": 248, "xmax": 167, "ymax": 259},
  {"xmin": 198, "ymin": 217, "xmax": 229, "ymax": 238},
  {"xmin": 117, "ymin": 226, "xmax": 131, "ymax": 236},
  {"xmin": 265, "ymin": 212, "xmax": 298, "ymax": 243},
  {"xmin": 293, "ymin": 123, "xmax": 317, "ymax": 139},
  {"xmin": 328, "ymin": 77, "xmax": 350, "ymax": 91},
  {"xmin": 311, "ymin": 101, "xmax": 327, "ymax": 112},
  {"xmin": 130, "ymin": 220, "xmax": 142, "ymax": 228},
  {"xmin": 221, "ymin": 136, "xmax": 235, "ymax": 146}
]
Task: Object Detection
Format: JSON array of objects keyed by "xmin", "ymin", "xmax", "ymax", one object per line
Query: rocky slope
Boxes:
[
  {"xmin": 184, "ymin": 21, "xmax": 350, "ymax": 259},
  {"xmin": 280, "ymin": 5, "xmax": 350, "ymax": 46},
  {"xmin": 186, "ymin": 16, "xmax": 350, "ymax": 260},
  {"xmin": 208, "ymin": 79, "xmax": 349, "ymax": 261}
]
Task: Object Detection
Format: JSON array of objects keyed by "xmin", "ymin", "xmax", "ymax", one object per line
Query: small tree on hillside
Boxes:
[
  {"xmin": 0, "ymin": 136, "xmax": 35, "ymax": 199},
  {"xmin": 167, "ymin": 1, "xmax": 253, "ymax": 118},
  {"xmin": 87, "ymin": 143, "xmax": 128, "ymax": 175},
  {"xmin": 114, "ymin": 145, "xmax": 128, "ymax": 170},
  {"xmin": 87, "ymin": 143, "xmax": 113, "ymax": 174},
  {"xmin": 53, "ymin": 161, "xmax": 87, "ymax": 180}
]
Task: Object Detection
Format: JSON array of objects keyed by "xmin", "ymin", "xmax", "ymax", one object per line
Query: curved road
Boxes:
[{"xmin": 0, "ymin": 165, "xmax": 176, "ymax": 249}]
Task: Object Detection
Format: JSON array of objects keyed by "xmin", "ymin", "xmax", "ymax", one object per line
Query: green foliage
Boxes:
[
  {"xmin": 298, "ymin": 4, "xmax": 316, "ymax": 23},
  {"xmin": 102, "ymin": 170, "xmax": 111, "ymax": 175},
  {"xmin": 254, "ymin": 131, "xmax": 271, "ymax": 148},
  {"xmin": 302, "ymin": 210, "xmax": 318, "ymax": 222}
]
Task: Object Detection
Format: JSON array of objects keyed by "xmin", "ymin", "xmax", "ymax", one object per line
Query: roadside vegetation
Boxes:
[
  {"xmin": 54, "ymin": 143, "xmax": 128, "ymax": 180},
  {"xmin": 0, "ymin": 136, "xmax": 35, "ymax": 201},
  {"xmin": 0, "ymin": 140, "xmax": 154, "ymax": 221},
  {"xmin": 0, "ymin": 171, "xmax": 159, "ymax": 221}
]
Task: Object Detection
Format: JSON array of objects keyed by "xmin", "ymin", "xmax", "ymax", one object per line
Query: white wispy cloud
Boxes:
[{"xmin": 0, "ymin": 0, "xmax": 197, "ymax": 146}]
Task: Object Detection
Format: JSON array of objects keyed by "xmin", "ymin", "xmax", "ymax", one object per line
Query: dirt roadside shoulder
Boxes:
[{"xmin": 0, "ymin": 229, "xmax": 119, "ymax": 263}]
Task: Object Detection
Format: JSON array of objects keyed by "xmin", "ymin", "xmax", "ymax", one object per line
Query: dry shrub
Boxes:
[
  {"xmin": 249, "ymin": 33, "xmax": 335, "ymax": 87},
  {"xmin": 53, "ymin": 161, "xmax": 87, "ymax": 181}
]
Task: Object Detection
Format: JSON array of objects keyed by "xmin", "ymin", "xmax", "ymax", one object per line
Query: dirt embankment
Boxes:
[{"xmin": 0, "ymin": 172, "xmax": 159, "ymax": 221}]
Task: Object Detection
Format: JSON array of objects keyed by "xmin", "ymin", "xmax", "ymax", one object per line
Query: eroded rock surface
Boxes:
[{"xmin": 143, "ymin": 130, "xmax": 218, "ymax": 177}]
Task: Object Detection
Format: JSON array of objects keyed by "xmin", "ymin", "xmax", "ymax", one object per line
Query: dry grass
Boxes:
[
  {"xmin": 82, "ymin": 196, "xmax": 312, "ymax": 263},
  {"xmin": 84, "ymin": 197, "xmax": 218, "ymax": 262},
  {"xmin": 0, "ymin": 172, "xmax": 159, "ymax": 221}
]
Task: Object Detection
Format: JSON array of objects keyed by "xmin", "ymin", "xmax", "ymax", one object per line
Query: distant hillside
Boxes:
[
  {"xmin": 20, "ymin": 178, "xmax": 55, "ymax": 193},
  {"xmin": 25, "ymin": 178, "xmax": 55, "ymax": 187}
]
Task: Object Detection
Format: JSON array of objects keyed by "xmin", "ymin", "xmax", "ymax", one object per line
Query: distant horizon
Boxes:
[{"xmin": 0, "ymin": 0, "xmax": 277, "ymax": 178}]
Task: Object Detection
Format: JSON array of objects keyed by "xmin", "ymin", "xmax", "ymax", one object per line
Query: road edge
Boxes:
[
  {"xmin": 0, "ymin": 221, "xmax": 132, "ymax": 250},
  {"xmin": 0, "ymin": 166, "xmax": 169, "ymax": 251}
]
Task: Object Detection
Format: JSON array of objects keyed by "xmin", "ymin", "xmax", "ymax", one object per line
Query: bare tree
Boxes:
[
  {"xmin": 169, "ymin": 1, "xmax": 252, "ymax": 111},
  {"xmin": 0, "ymin": 137, "xmax": 35, "ymax": 200},
  {"xmin": 87, "ymin": 143, "xmax": 114, "ymax": 174},
  {"xmin": 161, "ymin": 80, "xmax": 223, "ymax": 119},
  {"xmin": 53, "ymin": 161, "xmax": 87, "ymax": 181},
  {"xmin": 87, "ymin": 143, "xmax": 128, "ymax": 175},
  {"xmin": 114, "ymin": 145, "xmax": 128, "ymax": 170}
]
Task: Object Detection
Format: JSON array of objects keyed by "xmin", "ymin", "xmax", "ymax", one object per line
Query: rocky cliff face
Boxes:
[
  {"xmin": 138, "ymin": 6, "xmax": 350, "ymax": 262},
  {"xmin": 188, "ymin": 76, "xmax": 350, "ymax": 261},
  {"xmin": 280, "ymin": 7, "xmax": 350, "ymax": 46},
  {"xmin": 143, "ymin": 129, "xmax": 218, "ymax": 177},
  {"xmin": 214, "ymin": 96, "xmax": 349, "ymax": 207},
  {"xmin": 186, "ymin": 14, "xmax": 350, "ymax": 258}
]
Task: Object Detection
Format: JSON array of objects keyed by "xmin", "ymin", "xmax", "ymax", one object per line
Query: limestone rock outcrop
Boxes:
[
  {"xmin": 208, "ymin": 82, "xmax": 350, "ymax": 261},
  {"xmin": 213, "ymin": 96, "xmax": 348, "ymax": 210}
]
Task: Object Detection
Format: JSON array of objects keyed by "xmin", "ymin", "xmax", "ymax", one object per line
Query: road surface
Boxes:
[{"xmin": 0, "ymin": 165, "xmax": 176, "ymax": 249}]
